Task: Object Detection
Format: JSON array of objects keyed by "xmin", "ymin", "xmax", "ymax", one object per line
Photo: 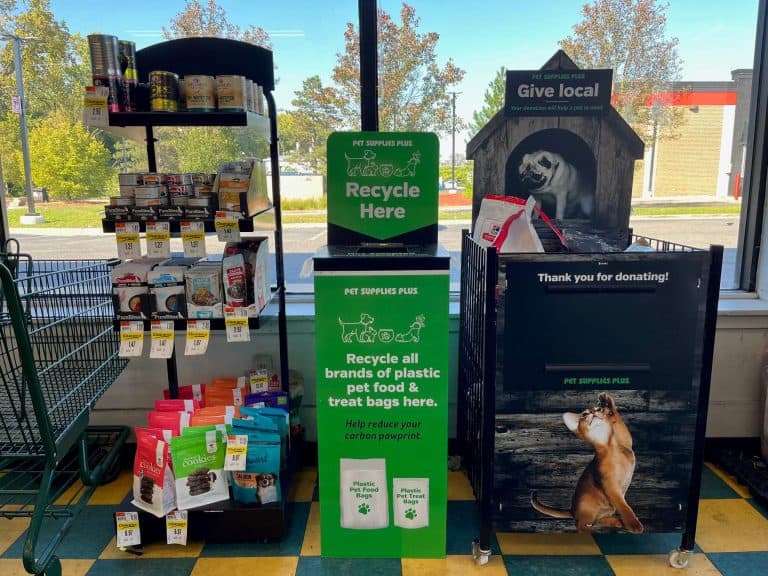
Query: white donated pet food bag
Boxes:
[
  {"xmin": 473, "ymin": 194, "xmax": 566, "ymax": 253},
  {"xmin": 393, "ymin": 477, "xmax": 429, "ymax": 529},
  {"xmin": 339, "ymin": 458, "xmax": 389, "ymax": 529}
]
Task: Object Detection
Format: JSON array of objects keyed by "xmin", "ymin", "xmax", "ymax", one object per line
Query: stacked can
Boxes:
[
  {"xmin": 184, "ymin": 75, "xmax": 216, "ymax": 112},
  {"xmin": 150, "ymin": 71, "xmax": 180, "ymax": 112},
  {"xmin": 188, "ymin": 173, "xmax": 217, "ymax": 208},
  {"xmin": 88, "ymin": 34, "xmax": 123, "ymax": 112},
  {"xmin": 116, "ymin": 173, "xmax": 143, "ymax": 203},
  {"xmin": 167, "ymin": 173, "xmax": 194, "ymax": 206},
  {"xmin": 118, "ymin": 40, "xmax": 138, "ymax": 112},
  {"xmin": 216, "ymin": 75, "xmax": 247, "ymax": 112}
]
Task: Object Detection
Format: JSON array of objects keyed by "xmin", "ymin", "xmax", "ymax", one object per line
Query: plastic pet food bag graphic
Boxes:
[
  {"xmin": 170, "ymin": 429, "xmax": 229, "ymax": 510},
  {"xmin": 132, "ymin": 433, "xmax": 176, "ymax": 518},
  {"xmin": 339, "ymin": 458, "xmax": 389, "ymax": 530},
  {"xmin": 393, "ymin": 478, "xmax": 429, "ymax": 529}
]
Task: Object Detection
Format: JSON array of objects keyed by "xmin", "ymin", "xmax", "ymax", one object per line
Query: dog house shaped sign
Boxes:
[{"xmin": 467, "ymin": 50, "xmax": 644, "ymax": 238}]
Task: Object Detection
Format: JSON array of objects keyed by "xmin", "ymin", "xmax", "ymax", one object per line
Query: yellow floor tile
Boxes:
[
  {"xmin": 705, "ymin": 462, "xmax": 752, "ymax": 499},
  {"xmin": 89, "ymin": 470, "xmax": 133, "ymax": 505},
  {"xmin": 606, "ymin": 553, "xmax": 722, "ymax": 576},
  {"xmin": 191, "ymin": 556, "xmax": 298, "ymax": 576},
  {"xmin": 447, "ymin": 471, "xmax": 475, "ymax": 500},
  {"xmin": 496, "ymin": 532, "xmax": 601, "ymax": 555},
  {"xmin": 696, "ymin": 499, "xmax": 768, "ymax": 552},
  {"xmin": 402, "ymin": 554, "xmax": 508, "ymax": 575},
  {"xmin": 99, "ymin": 536, "xmax": 205, "ymax": 558},
  {"xmin": 288, "ymin": 467, "xmax": 317, "ymax": 503},
  {"xmin": 300, "ymin": 501, "xmax": 321, "ymax": 556},
  {"xmin": 0, "ymin": 516, "xmax": 30, "ymax": 556},
  {"xmin": 0, "ymin": 558, "xmax": 94, "ymax": 576}
]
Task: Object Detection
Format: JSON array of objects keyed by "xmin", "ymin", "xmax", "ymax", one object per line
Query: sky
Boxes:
[{"xmin": 50, "ymin": 0, "xmax": 760, "ymax": 153}]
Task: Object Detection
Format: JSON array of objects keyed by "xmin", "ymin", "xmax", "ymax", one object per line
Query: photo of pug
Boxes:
[{"xmin": 518, "ymin": 150, "xmax": 594, "ymax": 220}]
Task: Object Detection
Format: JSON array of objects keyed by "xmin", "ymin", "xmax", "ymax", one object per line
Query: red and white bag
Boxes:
[
  {"xmin": 473, "ymin": 195, "xmax": 566, "ymax": 253},
  {"xmin": 132, "ymin": 433, "xmax": 176, "ymax": 518}
]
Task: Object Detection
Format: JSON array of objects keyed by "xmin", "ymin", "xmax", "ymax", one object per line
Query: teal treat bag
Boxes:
[
  {"xmin": 240, "ymin": 406, "xmax": 289, "ymax": 467},
  {"xmin": 228, "ymin": 430, "xmax": 281, "ymax": 505}
]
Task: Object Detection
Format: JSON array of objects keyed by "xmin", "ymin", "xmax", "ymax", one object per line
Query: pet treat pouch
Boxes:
[
  {"xmin": 392, "ymin": 477, "xmax": 429, "ymax": 529},
  {"xmin": 164, "ymin": 384, "xmax": 205, "ymax": 406},
  {"xmin": 473, "ymin": 195, "xmax": 566, "ymax": 253},
  {"xmin": 132, "ymin": 434, "xmax": 176, "ymax": 518},
  {"xmin": 170, "ymin": 430, "xmax": 229, "ymax": 510},
  {"xmin": 154, "ymin": 399, "xmax": 200, "ymax": 413},
  {"xmin": 339, "ymin": 458, "xmax": 389, "ymax": 530},
  {"xmin": 222, "ymin": 253, "xmax": 247, "ymax": 307},
  {"xmin": 227, "ymin": 426, "xmax": 281, "ymax": 505},
  {"xmin": 240, "ymin": 406, "xmax": 288, "ymax": 468},
  {"xmin": 244, "ymin": 390, "xmax": 288, "ymax": 409},
  {"xmin": 181, "ymin": 423, "xmax": 232, "ymax": 437},
  {"xmin": 147, "ymin": 410, "xmax": 190, "ymax": 438},
  {"xmin": 148, "ymin": 266, "xmax": 187, "ymax": 318},
  {"xmin": 205, "ymin": 386, "xmax": 244, "ymax": 407}
]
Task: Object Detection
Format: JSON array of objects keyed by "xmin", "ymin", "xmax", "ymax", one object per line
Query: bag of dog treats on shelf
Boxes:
[
  {"xmin": 163, "ymin": 383, "xmax": 206, "ymax": 406},
  {"xmin": 147, "ymin": 410, "xmax": 191, "ymax": 438},
  {"xmin": 181, "ymin": 423, "xmax": 232, "ymax": 438},
  {"xmin": 205, "ymin": 385, "xmax": 245, "ymax": 408},
  {"xmin": 243, "ymin": 390, "xmax": 288, "ymax": 410},
  {"xmin": 170, "ymin": 429, "xmax": 229, "ymax": 510},
  {"xmin": 228, "ymin": 419, "xmax": 281, "ymax": 506},
  {"xmin": 132, "ymin": 433, "xmax": 176, "ymax": 518},
  {"xmin": 154, "ymin": 399, "xmax": 200, "ymax": 413},
  {"xmin": 240, "ymin": 406, "xmax": 289, "ymax": 468}
]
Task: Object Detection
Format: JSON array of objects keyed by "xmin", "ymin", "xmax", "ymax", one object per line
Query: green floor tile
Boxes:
[
  {"xmin": 593, "ymin": 532, "xmax": 701, "ymax": 555},
  {"xmin": 199, "ymin": 502, "xmax": 310, "ymax": 557},
  {"xmin": 296, "ymin": 556, "xmax": 401, "ymax": 576},
  {"xmin": 2, "ymin": 505, "xmax": 118, "ymax": 559},
  {"xmin": 86, "ymin": 558, "xmax": 196, "ymax": 576},
  {"xmin": 503, "ymin": 555, "xmax": 614, "ymax": 575},
  {"xmin": 708, "ymin": 552, "xmax": 768, "ymax": 576},
  {"xmin": 700, "ymin": 466, "xmax": 741, "ymax": 499}
]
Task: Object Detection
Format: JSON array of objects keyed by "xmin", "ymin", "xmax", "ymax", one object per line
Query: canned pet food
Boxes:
[
  {"xmin": 167, "ymin": 173, "xmax": 193, "ymax": 185},
  {"xmin": 149, "ymin": 70, "xmax": 180, "ymax": 112},
  {"xmin": 88, "ymin": 34, "xmax": 121, "ymax": 78},
  {"xmin": 194, "ymin": 184, "xmax": 214, "ymax": 196},
  {"xmin": 118, "ymin": 173, "xmax": 143, "ymax": 186},
  {"xmin": 168, "ymin": 184, "xmax": 193, "ymax": 197},
  {"xmin": 119, "ymin": 185, "xmax": 136, "ymax": 198},
  {"xmin": 109, "ymin": 196, "xmax": 133, "ymax": 206},
  {"xmin": 185, "ymin": 75, "xmax": 216, "ymax": 112},
  {"xmin": 134, "ymin": 185, "xmax": 162, "ymax": 199},
  {"xmin": 216, "ymin": 75, "xmax": 246, "ymax": 112},
  {"xmin": 246, "ymin": 79, "xmax": 254, "ymax": 112},
  {"xmin": 171, "ymin": 197, "xmax": 188, "ymax": 207},
  {"xmin": 142, "ymin": 173, "xmax": 167, "ymax": 186},
  {"xmin": 134, "ymin": 197, "xmax": 163, "ymax": 207},
  {"xmin": 187, "ymin": 197, "xmax": 211, "ymax": 207},
  {"xmin": 118, "ymin": 40, "xmax": 138, "ymax": 81}
]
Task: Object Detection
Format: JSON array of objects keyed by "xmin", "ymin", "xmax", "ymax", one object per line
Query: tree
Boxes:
[
  {"xmin": 291, "ymin": 2, "xmax": 465, "ymax": 157},
  {"xmin": 559, "ymin": 0, "xmax": 683, "ymax": 140},
  {"xmin": 163, "ymin": 0, "xmax": 271, "ymax": 48},
  {"xmin": 468, "ymin": 66, "xmax": 506, "ymax": 139},
  {"xmin": 160, "ymin": 0, "xmax": 273, "ymax": 173},
  {"xmin": 26, "ymin": 111, "xmax": 115, "ymax": 200}
]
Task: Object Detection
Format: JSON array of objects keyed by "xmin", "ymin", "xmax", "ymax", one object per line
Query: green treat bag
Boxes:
[{"xmin": 170, "ymin": 429, "xmax": 229, "ymax": 510}]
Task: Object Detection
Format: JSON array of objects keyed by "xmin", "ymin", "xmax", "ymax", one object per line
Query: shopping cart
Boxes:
[{"xmin": 0, "ymin": 251, "xmax": 129, "ymax": 576}]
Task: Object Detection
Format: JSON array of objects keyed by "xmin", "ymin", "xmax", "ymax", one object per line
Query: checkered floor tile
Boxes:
[{"xmin": 1, "ymin": 463, "xmax": 766, "ymax": 575}]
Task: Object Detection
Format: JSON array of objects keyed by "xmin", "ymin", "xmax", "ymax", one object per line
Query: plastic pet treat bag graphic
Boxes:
[{"xmin": 393, "ymin": 477, "xmax": 429, "ymax": 529}]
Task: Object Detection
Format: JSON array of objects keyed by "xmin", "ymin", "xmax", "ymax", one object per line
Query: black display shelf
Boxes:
[
  {"xmin": 101, "ymin": 217, "xmax": 258, "ymax": 234},
  {"xmin": 108, "ymin": 110, "xmax": 269, "ymax": 131}
]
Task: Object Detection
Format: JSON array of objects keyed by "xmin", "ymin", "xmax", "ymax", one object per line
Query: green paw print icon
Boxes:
[
  {"xmin": 358, "ymin": 503, "xmax": 370, "ymax": 515},
  {"xmin": 404, "ymin": 508, "xmax": 417, "ymax": 520}
]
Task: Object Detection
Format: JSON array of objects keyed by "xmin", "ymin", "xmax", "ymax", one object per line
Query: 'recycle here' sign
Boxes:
[{"xmin": 326, "ymin": 132, "xmax": 439, "ymax": 244}]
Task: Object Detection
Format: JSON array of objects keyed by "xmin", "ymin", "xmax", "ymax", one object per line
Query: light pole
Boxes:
[
  {"xmin": 448, "ymin": 91, "xmax": 461, "ymax": 193},
  {"xmin": 1, "ymin": 32, "xmax": 43, "ymax": 224}
]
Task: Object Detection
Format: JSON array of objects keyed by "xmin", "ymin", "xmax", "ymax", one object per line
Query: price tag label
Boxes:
[
  {"xmin": 115, "ymin": 221, "xmax": 141, "ymax": 260},
  {"xmin": 224, "ymin": 434, "xmax": 248, "ymax": 471},
  {"xmin": 184, "ymin": 320, "xmax": 210, "ymax": 356},
  {"xmin": 224, "ymin": 306, "xmax": 250, "ymax": 343},
  {"xmin": 119, "ymin": 321, "xmax": 144, "ymax": 357},
  {"xmin": 214, "ymin": 211, "xmax": 241, "ymax": 243},
  {"xmin": 181, "ymin": 220, "xmax": 206, "ymax": 258},
  {"xmin": 115, "ymin": 511, "xmax": 141, "ymax": 548},
  {"xmin": 166, "ymin": 510, "xmax": 188, "ymax": 546},
  {"xmin": 150, "ymin": 320, "xmax": 175, "ymax": 359},
  {"xmin": 249, "ymin": 368, "xmax": 270, "ymax": 393},
  {"xmin": 145, "ymin": 221, "xmax": 171, "ymax": 259},
  {"xmin": 83, "ymin": 86, "xmax": 109, "ymax": 127}
]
